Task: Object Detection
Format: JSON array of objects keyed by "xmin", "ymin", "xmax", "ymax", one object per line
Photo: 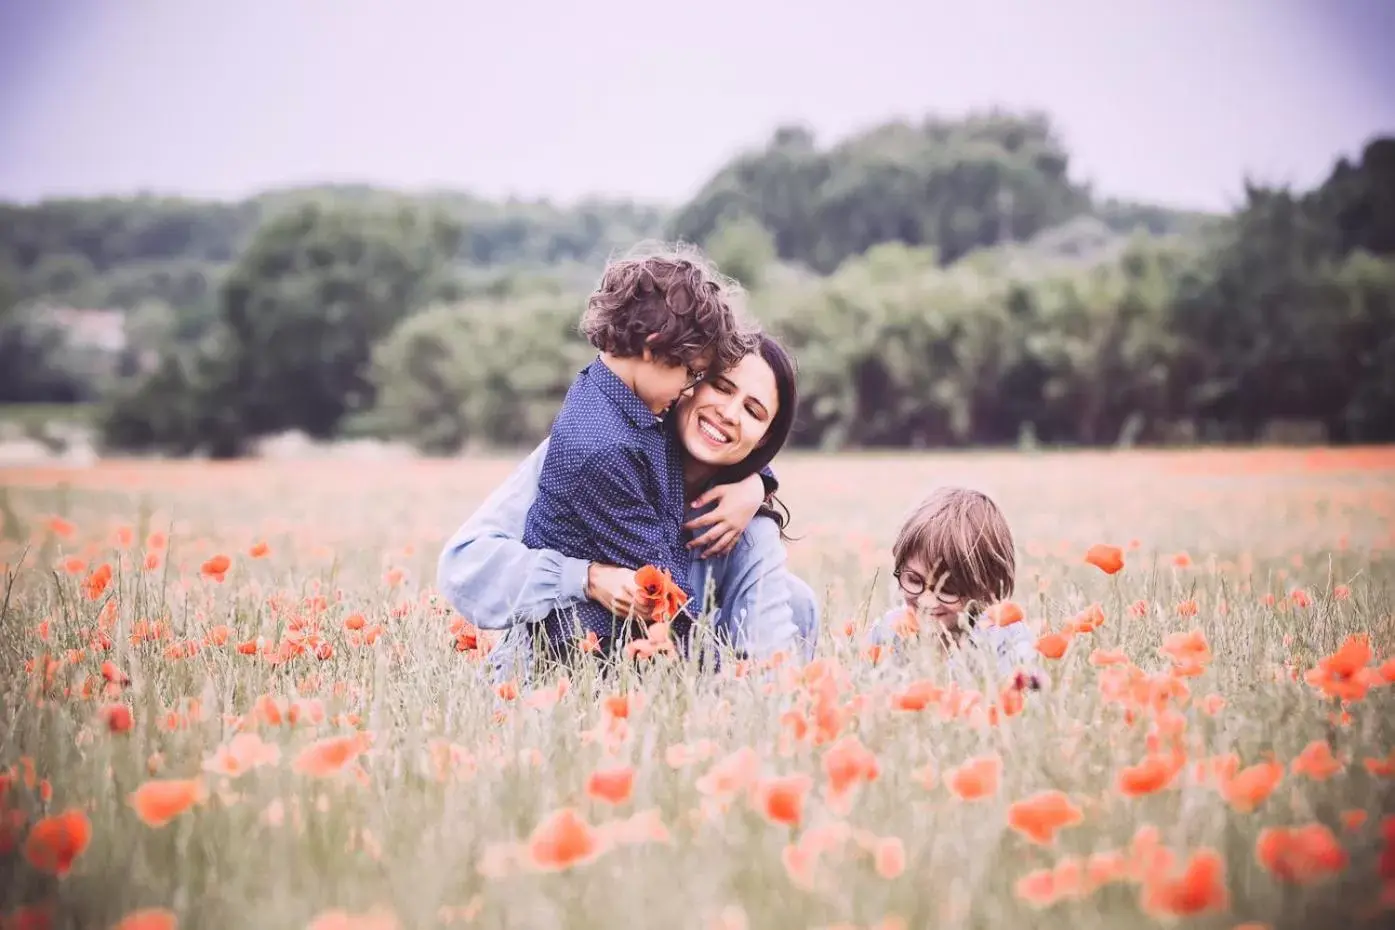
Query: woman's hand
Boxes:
[
  {"xmin": 685, "ymin": 473, "xmax": 766, "ymax": 558},
  {"xmin": 585, "ymin": 563, "xmax": 654, "ymax": 622}
]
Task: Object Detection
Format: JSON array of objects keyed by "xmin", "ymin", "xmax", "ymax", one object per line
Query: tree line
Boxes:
[{"xmin": 2, "ymin": 110, "xmax": 1391, "ymax": 454}]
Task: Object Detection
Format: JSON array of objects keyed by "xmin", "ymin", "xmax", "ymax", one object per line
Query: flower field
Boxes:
[{"xmin": 1, "ymin": 446, "xmax": 1393, "ymax": 930}]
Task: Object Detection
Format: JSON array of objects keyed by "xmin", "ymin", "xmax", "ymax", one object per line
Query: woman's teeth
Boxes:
[{"xmin": 698, "ymin": 418, "xmax": 730, "ymax": 444}]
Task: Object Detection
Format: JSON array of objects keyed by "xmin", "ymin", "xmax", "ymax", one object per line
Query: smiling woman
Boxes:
[
  {"xmin": 436, "ymin": 333, "xmax": 818, "ymax": 679},
  {"xmin": 677, "ymin": 338, "xmax": 799, "ymax": 544}
]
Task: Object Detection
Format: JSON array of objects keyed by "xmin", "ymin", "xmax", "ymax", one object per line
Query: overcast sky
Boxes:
[{"xmin": 1, "ymin": 0, "xmax": 1392, "ymax": 211}]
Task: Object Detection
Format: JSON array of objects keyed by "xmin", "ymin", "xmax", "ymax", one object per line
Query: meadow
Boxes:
[{"xmin": 1, "ymin": 447, "xmax": 1393, "ymax": 930}]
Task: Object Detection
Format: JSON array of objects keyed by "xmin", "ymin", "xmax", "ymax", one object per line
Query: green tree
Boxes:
[
  {"xmin": 210, "ymin": 199, "xmax": 463, "ymax": 446},
  {"xmin": 704, "ymin": 215, "xmax": 778, "ymax": 290},
  {"xmin": 671, "ymin": 111, "xmax": 1090, "ymax": 273},
  {"xmin": 98, "ymin": 199, "xmax": 463, "ymax": 455},
  {"xmin": 366, "ymin": 293, "xmax": 592, "ymax": 454}
]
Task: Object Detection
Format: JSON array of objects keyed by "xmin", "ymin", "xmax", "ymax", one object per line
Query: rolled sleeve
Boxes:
[{"xmin": 436, "ymin": 439, "xmax": 590, "ymax": 629}]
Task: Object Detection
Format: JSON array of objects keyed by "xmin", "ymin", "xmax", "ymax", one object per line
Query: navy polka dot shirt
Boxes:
[{"xmin": 523, "ymin": 358, "xmax": 694, "ymax": 654}]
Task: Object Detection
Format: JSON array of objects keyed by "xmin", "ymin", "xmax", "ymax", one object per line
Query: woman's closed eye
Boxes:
[{"xmin": 711, "ymin": 376, "xmax": 769, "ymax": 421}]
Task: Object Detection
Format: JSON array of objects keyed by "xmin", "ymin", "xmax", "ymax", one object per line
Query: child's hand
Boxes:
[
  {"xmin": 585, "ymin": 563, "xmax": 655, "ymax": 622},
  {"xmin": 685, "ymin": 473, "xmax": 767, "ymax": 558}
]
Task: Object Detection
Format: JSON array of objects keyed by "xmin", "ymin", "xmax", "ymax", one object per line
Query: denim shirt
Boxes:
[
  {"xmin": 436, "ymin": 438, "xmax": 801, "ymax": 660},
  {"xmin": 866, "ymin": 606, "xmax": 1041, "ymax": 685}
]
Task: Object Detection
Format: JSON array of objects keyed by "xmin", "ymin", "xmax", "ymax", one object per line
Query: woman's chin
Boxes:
[
  {"xmin": 681, "ymin": 432, "xmax": 739, "ymax": 467},
  {"xmin": 693, "ymin": 450, "xmax": 736, "ymax": 469}
]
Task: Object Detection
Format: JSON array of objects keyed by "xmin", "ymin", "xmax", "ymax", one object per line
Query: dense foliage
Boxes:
[{"xmin": 1, "ymin": 112, "xmax": 1391, "ymax": 455}]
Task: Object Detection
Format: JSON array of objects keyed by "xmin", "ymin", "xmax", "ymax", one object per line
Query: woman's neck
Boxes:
[{"xmin": 683, "ymin": 459, "xmax": 718, "ymax": 502}]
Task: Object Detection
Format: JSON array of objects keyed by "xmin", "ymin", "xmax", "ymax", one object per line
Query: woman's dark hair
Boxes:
[{"xmin": 709, "ymin": 333, "xmax": 799, "ymax": 538}]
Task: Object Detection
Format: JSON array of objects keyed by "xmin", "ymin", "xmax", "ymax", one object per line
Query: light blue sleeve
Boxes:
[
  {"xmin": 864, "ymin": 606, "xmax": 906, "ymax": 647},
  {"xmin": 713, "ymin": 514, "xmax": 802, "ymax": 660},
  {"xmin": 987, "ymin": 621, "xmax": 1041, "ymax": 677},
  {"xmin": 435, "ymin": 438, "xmax": 591, "ymax": 630}
]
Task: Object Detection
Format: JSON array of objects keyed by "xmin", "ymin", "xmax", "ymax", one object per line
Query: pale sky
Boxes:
[{"xmin": 1, "ymin": 0, "xmax": 1392, "ymax": 212}]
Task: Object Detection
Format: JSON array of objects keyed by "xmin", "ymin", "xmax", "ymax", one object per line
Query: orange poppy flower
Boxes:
[
  {"xmin": 112, "ymin": 908, "xmax": 178, "ymax": 930},
  {"xmin": 821, "ymin": 735, "xmax": 880, "ymax": 810},
  {"xmin": 1006, "ymin": 790, "xmax": 1084, "ymax": 845},
  {"xmin": 1290, "ymin": 740, "xmax": 1343, "ymax": 781},
  {"xmin": 1222, "ymin": 761, "xmax": 1283, "ymax": 812},
  {"xmin": 526, "ymin": 807, "xmax": 607, "ymax": 871},
  {"xmin": 1014, "ymin": 867, "xmax": 1059, "ymax": 908},
  {"xmin": 1117, "ymin": 751, "xmax": 1183, "ymax": 797},
  {"xmin": 984, "ymin": 601, "xmax": 1024, "ymax": 626},
  {"xmin": 890, "ymin": 679, "xmax": 942, "ymax": 712},
  {"xmin": 23, "ymin": 808, "xmax": 91, "ymax": 876},
  {"xmin": 129, "ymin": 778, "xmax": 206, "ymax": 827},
  {"xmin": 585, "ymin": 765, "xmax": 635, "ymax": 806},
  {"xmin": 1341, "ymin": 809, "xmax": 1367, "ymax": 832},
  {"xmin": 1035, "ymin": 632, "xmax": 1070, "ymax": 660},
  {"xmin": 634, "ymin": 565, "xmax": 689, "ymax": 623},
  {"xmin": 292, "ymin": 733, "xmax": 372, "ymax": 778},
  {"xmin": 83, "ymin": 563, "xmax": 113, "ymax": 600},
  {"xmin": 753, "ymin": 773, "xmax": 812, "ymax": 826},
  {"xmin": 1139, "ymin": 848, "xmax": 1229, "ymax": 918},
  {"xmin": 946, "ymin": 754, "xmax": 1001, "ymax": 802},
  {"xmin": 1084, "ymin": 544, "xmax": 1124, "ymax": 574},
  {"xmin": 1255, "ymin": 823, "xmax": 1348, "ymax": 883},
  {"xmin": 100, "ymin": 703, "xmax": 134, "ymax": 734},
  {"xmin": 1304, "ymin": 635, "xmax": 1377, "ymax": 702}
]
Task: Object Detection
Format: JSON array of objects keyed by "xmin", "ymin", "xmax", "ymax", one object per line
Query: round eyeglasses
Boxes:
[{"xmin": 894, "ymin": 568, "xmax": 963, "ymax": 605}]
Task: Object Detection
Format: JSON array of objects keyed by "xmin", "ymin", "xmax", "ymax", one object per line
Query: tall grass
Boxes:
[{"xmin": 1, "ymin": 449, "xmax": 1392, "ymax": 929}]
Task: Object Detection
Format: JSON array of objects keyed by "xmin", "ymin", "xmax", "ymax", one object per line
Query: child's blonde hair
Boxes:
[{"xmin": 891, "ymin": 486, "xmax": 1016, "ymax": 605}]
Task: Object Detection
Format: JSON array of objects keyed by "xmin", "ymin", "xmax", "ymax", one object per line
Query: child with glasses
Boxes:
[{"xmin": 868, "ymin": 486, "xmax": 1041, "ymax": 684}]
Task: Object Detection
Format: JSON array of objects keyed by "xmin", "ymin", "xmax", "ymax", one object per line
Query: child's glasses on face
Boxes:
[
  {"xmin": 681, "ymin": 365, "xmax": 707, "ymax": 394},
  {"xmin": 661, "ymin": 366, "xmax": 707, "ymax": 418},
  {"xmin": 894, "ymin": 568, "xmax": 962, "ymax": 605}
]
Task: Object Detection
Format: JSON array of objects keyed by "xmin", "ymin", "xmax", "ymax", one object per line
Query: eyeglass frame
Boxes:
[
  {"xmin": 680, "ymin": 365, "xmax": 707, "ymax": 394},
  {"xmin": 893, "ymin": 567, "xmax": 964, "ymax": 605}
]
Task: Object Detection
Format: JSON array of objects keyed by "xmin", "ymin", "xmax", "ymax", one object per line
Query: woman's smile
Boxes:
[{"xmin": 696, "ymin": 414, "xmax": 734, "ymax": 447}]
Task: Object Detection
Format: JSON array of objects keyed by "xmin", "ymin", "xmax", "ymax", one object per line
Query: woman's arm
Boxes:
[
  {"xmin": 710, "ymin": 513, "xmax": 802, "ymax": 660},
  {"xmin": 435, "ymin": 439, "xmax": 591, "ymax": 630}
]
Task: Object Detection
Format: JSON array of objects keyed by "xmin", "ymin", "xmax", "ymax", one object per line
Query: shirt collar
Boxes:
[{"xmin": 585, "ymin": 357, "xmax": 664, "ymax": 430}]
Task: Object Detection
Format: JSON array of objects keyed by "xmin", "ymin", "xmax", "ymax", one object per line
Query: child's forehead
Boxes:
[{"xmin": 900, "ymin": 546, "xmax": 963, "ymax": 573}]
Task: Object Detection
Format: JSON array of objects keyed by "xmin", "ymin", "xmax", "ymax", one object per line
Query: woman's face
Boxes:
[{"xmin": 675, "ymin": 353, "xmax": 779, "ymax": 469}]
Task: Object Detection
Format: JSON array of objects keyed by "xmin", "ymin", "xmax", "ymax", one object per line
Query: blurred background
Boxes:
[{"xmin": 1, "ymin": 0, "xmax": 1392, "ymax": 462}]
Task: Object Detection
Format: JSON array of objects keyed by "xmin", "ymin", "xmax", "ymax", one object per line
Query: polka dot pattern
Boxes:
[{"xmin": 523, "ymin": 358, "xmax": 693, "ymax": 656}]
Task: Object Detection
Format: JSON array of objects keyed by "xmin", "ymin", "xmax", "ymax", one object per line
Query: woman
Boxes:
[{"xmin": 436, "ymin": 334, "xmax": 818, "ymax": 675}]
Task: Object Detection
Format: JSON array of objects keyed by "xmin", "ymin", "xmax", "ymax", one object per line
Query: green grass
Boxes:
[{"xmin": 0, "ymin": 449, "xmax": 1392, "ymax": 930}]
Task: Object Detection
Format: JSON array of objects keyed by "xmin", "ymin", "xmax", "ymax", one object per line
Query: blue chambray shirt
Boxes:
[{"xmin": 522, "ymin": 358, "xmax": 693, "ymax": 651}]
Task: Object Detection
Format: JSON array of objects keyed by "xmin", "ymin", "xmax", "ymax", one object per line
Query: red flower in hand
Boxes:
[{"xmin": 634, "ymin": 565, "xmax": 689, "ymax": 623}]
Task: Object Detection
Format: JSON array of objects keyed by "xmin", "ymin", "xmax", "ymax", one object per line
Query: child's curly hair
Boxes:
[{"xmin": 580, "ymin": 241, "xmax": 757, "ymax": 371}]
